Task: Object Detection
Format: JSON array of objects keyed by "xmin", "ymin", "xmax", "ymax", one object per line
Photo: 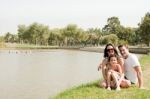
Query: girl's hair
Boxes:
[
  {"xmin": 104, "ymin": 43, "xmax": 118, "ymax": 58},
  {"xmin": 108, "ymin": 55, "xmax": 118, "ymax": 62}
]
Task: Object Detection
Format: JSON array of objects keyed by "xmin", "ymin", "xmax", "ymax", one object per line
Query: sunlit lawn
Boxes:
[{"xmin": 53, "ymin": 55, "xmax": 150, "ymax": 99}]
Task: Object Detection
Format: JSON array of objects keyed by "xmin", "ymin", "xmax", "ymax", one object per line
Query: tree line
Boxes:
[{"xmin": 1, "ymin": 12, "xmax": 150, "ymax": 46}]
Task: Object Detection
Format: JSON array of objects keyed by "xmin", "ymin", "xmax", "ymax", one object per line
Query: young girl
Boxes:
[{"xmin": 106, "ymin": 55, "xmax": 124, "ymax": 91}]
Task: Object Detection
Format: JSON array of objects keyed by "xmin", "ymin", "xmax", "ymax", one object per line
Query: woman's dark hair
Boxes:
[{"xmin": 104, "ymin": 43, "xmax": 118, "ymax": 58}]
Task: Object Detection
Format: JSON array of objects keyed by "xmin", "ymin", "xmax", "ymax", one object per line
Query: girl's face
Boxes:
[
  {"xmin": 106, "ymin": 45, "xmax": 115, "ymax": 56},
  {"xmin": 109, "ymin": 57, "xmax": 117, "ymax": 66}
]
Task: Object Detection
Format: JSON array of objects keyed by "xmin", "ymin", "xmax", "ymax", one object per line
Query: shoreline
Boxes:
[{"xmin": 1, "ymin": 46, "xmax": 149, "ymax": 54}]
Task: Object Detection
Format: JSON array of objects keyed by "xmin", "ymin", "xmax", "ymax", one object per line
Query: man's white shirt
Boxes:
[{"xmin": 124, "ymin": 53, "xmax": 140, "ymax": 83}]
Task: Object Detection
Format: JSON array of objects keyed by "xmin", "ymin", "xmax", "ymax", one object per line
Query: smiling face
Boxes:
[
  {"xmin": 109, "ymin": 56, "xmax": 118, "ymax": 66},
  {"xmin": 118, "ymin": 46, "xmax": 129, "ymax": 59},
  {"xmin": 106, "ymin": 45, "xmax": 115, "ymax": 56}
]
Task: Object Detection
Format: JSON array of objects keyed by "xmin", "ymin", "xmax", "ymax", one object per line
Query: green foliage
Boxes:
[
  {"xmin": 18, "ymin": 23, "xmax": 50, "ymax": 45},
  {"xmin": 101, "ymin": 34, "xmax": 118, "ymax": 45},
  {"xmin": 102, "ymin": 16, "xmax": 121, "ymax": 34},
  {"xmin": 86, "ymin": 28, "xmax": 102, "ymax": 45},
  {"xmin": 61, "ymin": 24, "xmax": 85, "ymax": 46},
  {"xmin": 1, "ymin": 12, "xmax": 147, "ymax": 46},
  {"xmin": 118, "ymin": 40, "xmax": 128, "ymax": 45},
  {"xmin": 0, "ymin": 36, "xmax": 5, "ymax": 47},
  {"xmin": 138, "ymin": 12, "xmax": 150, "ymax": 46},
  {"xmin": 117, "ymin": 27, "xmax": 137, "ymax": 45},
  {"xmin": 4, "ymin": 32, "xmax": 18, "ymax": 43},
  {"xmin": 0, "ymin": 36, "xmax": 4, "ymax": 42},
  {"xmin": 18, "ymin": 24, "xmax": 29, "ymax": 43}
]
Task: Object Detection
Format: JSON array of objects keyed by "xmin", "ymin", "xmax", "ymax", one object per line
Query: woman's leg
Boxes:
[
  {"xmin": 99, "ymin": 66, "xmax": 108, "ymax": 88},
  {"xmin": 99, "ymin": 80, "xmax": 107, "ymax": 88},
  {"xmin": 106, "ymin": 71, "xmax": 112, "ymax": 90},
  {"xmin": 102, "ymin": 66, "xmax": 107, "ymax": 81}
]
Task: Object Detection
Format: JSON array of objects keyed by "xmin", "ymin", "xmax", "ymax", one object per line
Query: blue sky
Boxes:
[{"xmin": 0, "ymin": 0, "xmax": 149, "ymax": 35}]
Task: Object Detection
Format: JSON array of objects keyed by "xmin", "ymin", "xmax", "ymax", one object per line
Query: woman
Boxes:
[{"xmin": 98, "ymin": 43, "xmax": 125, "ymax": 88}]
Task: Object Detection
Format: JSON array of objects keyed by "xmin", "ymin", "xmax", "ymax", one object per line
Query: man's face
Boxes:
[{"xmin": 118, "ymin": 46, "xmax": 129, "ymax": 59}]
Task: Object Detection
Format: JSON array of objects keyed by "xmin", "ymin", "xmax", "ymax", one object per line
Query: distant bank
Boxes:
[{"xmin": 0, "ymin": 43, "xmax": 150, "ymax": 54}]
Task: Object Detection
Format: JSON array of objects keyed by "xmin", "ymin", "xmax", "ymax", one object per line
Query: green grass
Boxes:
[
  {"xmin": 140, "ymin": 55, "xmax": 150, "ymax": 70},
  {"xmin": 53, "ymin": 81, "xmax": 150, "ymax": 99},
  {"xmin": 53, "ymin": 55, "xmax": 150, "ymax": 99}
]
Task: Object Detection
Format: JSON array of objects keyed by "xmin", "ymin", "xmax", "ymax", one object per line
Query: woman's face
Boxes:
[{"xmin": 106, "ymin": 45, "xmax": 115, "ymax": 56}]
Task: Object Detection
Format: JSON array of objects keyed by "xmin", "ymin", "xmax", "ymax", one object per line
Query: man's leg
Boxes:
[{"xmin": 120, "ymin": 79, "xmax": 131, "ymax": 88}]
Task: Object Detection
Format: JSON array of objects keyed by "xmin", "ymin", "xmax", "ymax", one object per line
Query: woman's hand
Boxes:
[{"xmin": 98, "ymin": 64, "xmax": 102, "ymax": 71}]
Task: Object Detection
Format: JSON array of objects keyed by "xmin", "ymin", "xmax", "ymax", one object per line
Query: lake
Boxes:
[{"xmin": 0, "ymin": 49, "xmax": 103, "ymax": 99}]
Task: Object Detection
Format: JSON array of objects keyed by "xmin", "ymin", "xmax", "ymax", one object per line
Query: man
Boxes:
[{"xmin": 118, "ymin": 45, "xmax": 143, "ymax": 88}]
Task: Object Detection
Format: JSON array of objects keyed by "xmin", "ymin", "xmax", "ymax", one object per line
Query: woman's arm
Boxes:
[
  {"xmin": 98, "ymin": 58, "xmax": 107, "ymax": 71},
  {"xmin": 98, "ymin": 58, "xmax": 108, "ymax": 81}
]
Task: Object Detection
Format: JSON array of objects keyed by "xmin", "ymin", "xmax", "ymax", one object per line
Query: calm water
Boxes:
[{"xmin": 0, "ymin": 49, "xmax": 103, "ymax": 99}]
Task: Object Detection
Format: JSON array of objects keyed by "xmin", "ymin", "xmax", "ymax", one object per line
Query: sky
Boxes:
[{"xmin": 0, "ymin": 0, "xmax": 149, "ymax": 36}]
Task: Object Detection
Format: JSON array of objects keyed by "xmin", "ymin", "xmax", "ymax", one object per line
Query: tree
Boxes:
[
  {"xmin": 62, "ymin": 24, "xmax": 80, "ymax": 46},
  {"xmin": 117, "ymin": 27, "xmax": 136, "ymax": 45},
  {"xmin": 4, "ymin": 32, "xmax": 17, "ymax": 43},
  {"xmin": 18, "ymin": 23, "xmax": 50, "ymax": 45},
  {"xmin": 0, "ymin": 36, "xmax": 5, "ymax": 47},
  {"xmin": 101, "ymin": 34, "xmax": 118, "ymax": 45},
  {"xmin": 0, "ymin": 36, "xmax": 4, "ymax": 42},
  {"xmin": 87, "ymin": 28, "xmax": 102, "ymax": 45},
  {"xmin": 138, "ymin": 12, "xmax": 150, "ymax": 46},
  {"xmin": 102, "ymin": 16, "xmax": 121, "ymax": 34},
  {"xmin": 18, "ymin": 25, "xmax": 29, "ymax": 43}
]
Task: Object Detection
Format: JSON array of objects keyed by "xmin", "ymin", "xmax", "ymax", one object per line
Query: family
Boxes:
[{"xmin": 98, "ymin": 43, "xmax": 143, "ymax": 90}]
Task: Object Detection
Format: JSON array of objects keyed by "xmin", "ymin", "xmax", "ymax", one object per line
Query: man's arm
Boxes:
[
  {"xmin": 134, "ymin": 66, "xmax": 143, "ymax": 88},
  {"xmin": 118, "ymin": 57, "xmax": 125, "ymax": 73}
]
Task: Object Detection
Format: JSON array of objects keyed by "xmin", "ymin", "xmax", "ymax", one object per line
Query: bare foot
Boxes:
[
  {"xmin": 116, "ymin": 87, "xmax": 121, "ymax": 91},
  {"xmin": 107, "ymin": 87, "xmax": 111, "ymax": 90}
]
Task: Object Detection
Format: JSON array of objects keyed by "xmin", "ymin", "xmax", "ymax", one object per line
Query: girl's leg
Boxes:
[{"xmin": 111, "ymin": 72, "xmax": 121, "ymax": 90}]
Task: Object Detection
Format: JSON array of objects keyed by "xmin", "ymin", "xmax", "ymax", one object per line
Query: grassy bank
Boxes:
[{"xmin": 53, "ymin": 55, "xmax": 150, "ymax": 99}]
